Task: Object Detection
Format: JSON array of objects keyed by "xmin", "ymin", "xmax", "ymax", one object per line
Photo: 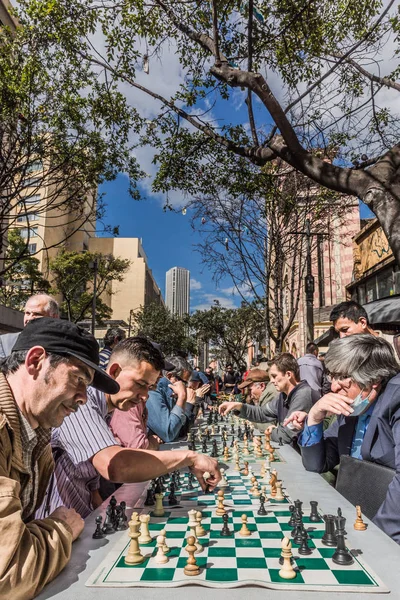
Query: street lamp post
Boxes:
[{"xmin": 89, "ymin": 258, "xmax": 98, "ymax": 336}]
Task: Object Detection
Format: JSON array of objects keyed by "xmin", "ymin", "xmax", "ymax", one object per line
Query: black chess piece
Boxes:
[
  {"xmin": 202, "ymin": 439, "xmax": 208, "ymax": 453},
  {"xmin": 288, "ymin": 505, "xmax": 296, "ymax": 527},
  {"xmin": 332, "ymin": 515, "xmax": 354, "ymax": 565},
  {"xmin": 278, "ymin": 437, "xmax": 283, "ymax": 446},
  {"xmin": 293, "ymin": 514, "xmax": 305, "ymax": 546},
  {"xmin": 109, "ymin": 495, "xmax": 118, "ymax": 526},
  {"xmin": 298, "ymin": 530, "xmax": 312, "ymax": 555},
  {"xmin": 322, "ymin": 514, "xmax": 338, "ymax": 547},
  {"xmin": 115, "ymin": 503, "xmax": 128, "ymax": 531},
  {"xmin": 93, "ymin": 515, "xmax": 105, "ymax": 539},
  {"xmin": 257, "ymin": 494, "xmax": 267, "ymax": 516},
  {"xmin": 102, "ymin": 506, "xmax": 115, "ymax": 534},
  {"xmin": 169, "ymin": 482, "xmax": 178, "ymax": 505},
  {"xmin": 154, "ymin": 479, "xmax": 162, "ymax": 495},
  {"xmin": 187, "ymin": 476, "xmax": 194, "ymax": 491},
  {"xmin": 294, "ymin": 499, "xmax": 303, "ymax": 516},
  {"xmin": 192, "ymin": 440, "xmax": 196, "ymax": 452},
  {"xmin": 144, "ymin": 484, "xmax": 155, "ymax": 506},
  {"xmin": 230, "ymin": 437, "xmax": 234, "ymax": 448},
  {"xmin": 220, "ymin": 513, "xmax": 232, "ymax": 537},
  {"xmin": 231, "ymin": 424, "xmax": 235, "ymax": 434},
  {"xmin": 310, "ymin": 500, "xmax": 321, "ymax": 522},
  {"xmin": 336, "ymin": 508, "xmax": 347, "ymax": 535}
]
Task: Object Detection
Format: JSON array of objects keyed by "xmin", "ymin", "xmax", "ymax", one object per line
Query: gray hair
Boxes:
[
  {"xmin": 325, "ymin": 334, "xmax": 399, "ymax": 389},
  {"xmin": 27, "ymin": 294, "xmax": 60, "ymax": 318},
  {"xmin": 163, "ymin": 356, "xmax": 193, "ymax": 378}
]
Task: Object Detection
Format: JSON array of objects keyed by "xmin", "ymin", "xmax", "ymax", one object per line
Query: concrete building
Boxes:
[
  {"xmin": 0, "ymin": 0, "xmax": 18, "ymax": 31},
  {"xmin": 165, "ymin": 266, "xmax": 190, "ymax": 316},
  {"xmin": 88, "ymin": 237, "xmax": 163, "ymax": 326}
]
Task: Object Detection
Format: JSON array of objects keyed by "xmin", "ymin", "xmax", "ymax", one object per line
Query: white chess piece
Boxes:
[{"xmin": 154, "ymin": 534, "xmax": 169, "ymax": 564}]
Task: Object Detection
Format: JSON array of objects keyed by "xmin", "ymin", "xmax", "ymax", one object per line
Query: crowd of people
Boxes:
[{"xmin": 0, "ymin": 294, "xmax": 399, "ymax": 599}]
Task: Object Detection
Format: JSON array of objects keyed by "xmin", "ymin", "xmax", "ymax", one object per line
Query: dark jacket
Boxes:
[
  {"xmin": 300, "ymin": 373, "xmax": 400, "ymax": 543},
  {"xmin": 239, "ymin": 380, "xmax": 313, "ymax": 445}
]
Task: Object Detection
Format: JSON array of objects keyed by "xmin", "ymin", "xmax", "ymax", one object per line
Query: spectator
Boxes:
[
  {"xmin": 98, "ymin": 327, "xmax": 126, "ymax": 369},
  {"xmin": 298, "ymin": 342, "xmax": 331, "ymax": 403},
  {"xmin": 223, "ymin": 363, "xmax": 240, "ymax": 393},
  {"xmin": 330, "ymin": 300, "xmax": 377, "ymax": 338},
  {"xmin": 0, "ymin": 293, "xmax": 60, "ymax": 359},
  {"xmin": 219, "ymin": 353, "xmax": 313, "ymax": 445}
]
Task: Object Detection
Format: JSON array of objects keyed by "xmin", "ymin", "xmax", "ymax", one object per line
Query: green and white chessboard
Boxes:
[
  {"xmin": 86, "ymin": 507, "xmax": 388, "ymax": 592},
  {"xmin": 134, "ymin": 472, "xmax": 291, "ymax": 510}
]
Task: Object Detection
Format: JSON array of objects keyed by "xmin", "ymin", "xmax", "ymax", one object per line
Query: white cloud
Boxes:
[
  {"xmin": 192, "ymin": 293, "xmax": 237, "ymax": 311},
  {"xmin": 190, "ymin": 278, "xmax": 202, "ymax": 290}
]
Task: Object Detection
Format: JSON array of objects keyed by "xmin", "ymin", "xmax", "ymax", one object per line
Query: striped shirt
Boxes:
[
  {"xmin": 98, "ymin": 347, "xmax": 112, "ymax": 370},
  {"xmin": 36, "ymin": 387, "xmax": 119, "ymax": 519}
]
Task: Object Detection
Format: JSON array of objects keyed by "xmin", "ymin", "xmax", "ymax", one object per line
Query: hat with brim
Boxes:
[
  {"xmin": 189, "ymin": 371, "xmax": 203, "ymax": 383},
  {"xmin": 238, "ymin": 368, "xmax": 269, "ymax": 390},
  {"xmin": 12, "ymin": 317, "xmax": 120, "ymax": 395}
]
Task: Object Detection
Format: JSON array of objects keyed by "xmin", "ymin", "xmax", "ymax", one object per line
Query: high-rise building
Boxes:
[{"xmin": 165, "ymin": 267, "xmax": 190, "ymax": 316}]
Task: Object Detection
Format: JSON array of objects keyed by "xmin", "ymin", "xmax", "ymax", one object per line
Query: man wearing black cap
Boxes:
[
  {"xmin": 0, "ymin": 317, "xmax": 118, "ymax": 600},
  {"xmin": 38, "ymin": 339, "xmax": 221, "ymax": 519}
]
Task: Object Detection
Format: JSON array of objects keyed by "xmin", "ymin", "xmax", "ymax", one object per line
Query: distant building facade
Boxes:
[{"xmin": 165, "ymin": 267, "xmax": 190, "ymax": 316}]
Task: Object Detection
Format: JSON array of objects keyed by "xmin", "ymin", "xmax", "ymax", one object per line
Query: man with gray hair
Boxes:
[
  {"xmin": 0, "ymin": 293, "xmax": 60, "ymax": 359},
  {"xmin": 284, "ymin": 334, "xmax": 400, "ymax": 544}
]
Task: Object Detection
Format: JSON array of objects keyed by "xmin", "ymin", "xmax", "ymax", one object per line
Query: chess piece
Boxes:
[
  {"xmin": 278, "ymin": 537, "xmax": 296, "ymax": 579},
  {"xmin": 144, "ymin": 483, "xmax": 155, "ymax": 506},
  {"xmin": 234, "ymin": 457, "xmax": 241, "ymax": 472},
  {"xmin": 168, "ymin": 482, "xmax": 178, "ymax": 505},
  {"xmin": 188, "ymin": 509, "xmax": 203, "ymax": 553},
  {"xmin": 138, "ymin": 514, "xmax": 152, "ymax": 544},
  {"xmin": 269, "ymin": 450, "xmax": 275, "ymax": 462},
  {"xmin": 239, "ymin": 514, "xmax": 251, "ymax": 537},
  {"xmin": 92, "ymin": 515, "xmax": 104, "ymax": 539},
  {"xmin": 269, "ymin": 470, "xmax": 277, "ymax": 497},
  {"xmin": 298, "ymin": 530, "xmax": 312, "ymax": 555},
  {"xmin": 154, "ymin": 534, "xmax": 169, "ymax": 564},
  {"xmin": 153, "ymin": 492, "xmax": 165, "ymax": 517},
  {"xmin": 125, "ymin": 513, "xmax": 144, "ymax": 565},
  {"xmin": 184, "ymin": 536, "xmax": 200, "ymax": 576},
  {"xmin": 354, "ymin": 505, "xmax": 367, "ymax": 531},
  {"xmin": 275, "ymin": 481, "xmax": 284, "ymax": 501},
  {"xmin": 220, "ymin": 513, "xmax": 232, "ymax": 536},
  {"xmin": 102, "ymin": 505, "xmax": 115, "ymax": 534},
  {"xmin": 195, "ymin": 511, "xmax": 206, "ymax": 537},
  {"xmin": 160, "ymin": 528, "xmax": 170, "ymax": 553},
  {"xmin": 116, "ymin": 502, "xmax": 129, "ymax": 531},
  {"xmin": 309, "ymin": 500, "xmax": 321, "ymax": 522},
  {"xmin": 109, "ymin": 495, "xmax": 118, "ymax": 528},
  {"xmin": 257, "ymin": 494, "xmax": 267, "ymax": 516},
  {"xmin": 288, "ymin": 505, "xmax": 296, "ymax": 527},
  {"xmin": 333, "ymin": 515, "xmax": 354, "ymax": 566},
  {"xmin": 242, "ymin": 461, "xmax": 249, "ymax": 477},
  {"xmin": 219, "ymin": 468, "xmax": 228, "ymax": 488},
  {"xmin": 216, "ymin": 490, "xmax": 226, "ymax": 516},
  {"xmin": 322, "ymin": 514, "xmax": 338, "ymax": 546},
  {"xmin": 250, "ymin": 476, "xmax": 258, "ymax": 494}
]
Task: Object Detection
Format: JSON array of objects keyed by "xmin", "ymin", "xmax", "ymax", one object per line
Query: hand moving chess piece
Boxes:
[
  {"xmin": 278, "ymin": 537, "xmax": 296, "ymax": 579},
  {"xmin": 184, "ymin": 536, "xmax": 200, "ymax": 576},
  {"xmin": 125, "ymin": 513, "xmax": 144, "ymax": 565},
  {"xmin": 354, "ymin": 505, "xmax": 367, "ymax": 531},
  {"xmin": 239, "ymin": 514, "xmax": 251, "ymax": 536}
]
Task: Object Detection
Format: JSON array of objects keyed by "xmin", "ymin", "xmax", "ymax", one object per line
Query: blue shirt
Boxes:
[
  {"xmin": 299, "ymin": 403, "xmax": 375, "ymax": 459},
  {"xmin": 146, "ymin": 377, "xmax": 193, "ymax": 443}
]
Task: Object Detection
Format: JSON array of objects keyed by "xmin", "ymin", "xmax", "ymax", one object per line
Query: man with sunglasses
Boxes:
[
  {"xmin": 38, "ymin": 338, "xmax": 220, "ymax": 519},
  {"xmin": 284, "ymin": 334, "xmax": 400, "ymax": 543}
]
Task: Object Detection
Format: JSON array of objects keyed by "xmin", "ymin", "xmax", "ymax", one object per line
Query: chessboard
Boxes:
[
  {"xmin": 135, "ymin": 471, "xmax": 291, "ymax": 510},
  {"xmin": 86, "ymin": 506, "xmax": 388, "ymax": 592}
]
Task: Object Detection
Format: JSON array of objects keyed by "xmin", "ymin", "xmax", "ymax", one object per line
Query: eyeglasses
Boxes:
[{"xmin": 326, "ymin": 373, "xmax": 352, "ymax": 385}]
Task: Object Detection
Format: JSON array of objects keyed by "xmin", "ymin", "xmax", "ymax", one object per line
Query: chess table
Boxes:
[{"xmin": 36, "ymin": 444, "xmax": 400, "ymax": 600}]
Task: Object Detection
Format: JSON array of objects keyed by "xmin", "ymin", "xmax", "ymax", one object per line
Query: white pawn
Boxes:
[
  {"xmin": 219, "ymin": 468, "xmax": 228, "ymax": 487},
  {"xmin": 154, "ymin": 534, "xmax": 169, "ymax": 564},
  {"xmin": 160, "ymin": 528, "xmax": 170, "ymax": 553}
]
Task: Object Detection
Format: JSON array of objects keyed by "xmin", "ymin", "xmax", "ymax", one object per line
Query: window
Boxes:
[
  {"xmin": 17, "ymin": 213, "xmax": 39, "ymax": 223},
  {"xmin": 377, "ymin": 269, "xmax": 394, "ymax": 299},
  {"xmin": 19, "ymin": 194, "xmax": 41, "ymax": 206},
  {"xmin": 27, "ymin": 243, "xmax": 37, "ymax": 254},
  {"xmin": 22, "ymin": 177, "xmax": 40, "ymax": 188},
  {"xmin": 19, "ymin": 226, "xmax": 38, "ymax": 238},
  {"xmin": 26, "ymin": 161, "xmax": 42, "ymax": 174}
]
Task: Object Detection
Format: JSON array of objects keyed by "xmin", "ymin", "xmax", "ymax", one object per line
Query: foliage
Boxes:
[
  {"xmin": 49, "ymin": 250, "xmax": 130, "ymax": 323},
  {"xmin": 14, "ymin": 0, "xmax": 400, "ymax": 264},
  {"xmin": 0, "ymin": 229, "xmax": 50, "ymax": 309},
  {"xmin": 190, "ymin": 302, "xmax": 265, "ymax": 368},
  {"xmin": 130, "ymin": 302, "xmax": 196, "ymax": 356}
]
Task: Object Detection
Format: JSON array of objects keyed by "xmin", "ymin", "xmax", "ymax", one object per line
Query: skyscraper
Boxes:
[{"xmin": 165, "ymin": 267, "xmax": 190, "ymax": 316}]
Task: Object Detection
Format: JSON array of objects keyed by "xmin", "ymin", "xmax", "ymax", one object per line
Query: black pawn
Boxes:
[
  {"xmin": 109, "ymin": 495, "xmax": 118, "ymax": 527},
  {"xmin": 310, "ymin": 501, "xmax": 321, "ymax": 522},
  {"xmin": 279, "ymin": 437, "xmax": 283, "ymax": 447},
  {"xmin": 288, "ymin": 505, "xmax": 296, "ymax": 527},
  {"xmin": 231, "ymin": 424, "xmax": 235, "ymax": 434},
  {"xmin": 230, "ymin": 437, "xmax": 234, "ymax": 448},
  {"xmin": 169, "ymin": 482, "xmax": 178, "ymax": 505},
  {"xmin": 257, "ymin": 494, "xmax": 267, "ymax": 516},
  {"xmin": 93, "ymin": 515, "xmax": 104, "ymax": 539},
  {"xmin": 220, "ymin": 513, "xmax": 232, "ymax": 537},
  {"xmin": 322, "ymin": 514, "xmax": 338, "ymax": 547},
  {"xmin": 298, "ymin": 530, "xmax": 312, "ymax": 555}
]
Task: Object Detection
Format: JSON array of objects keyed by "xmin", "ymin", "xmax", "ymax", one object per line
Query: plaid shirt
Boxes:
[{"xmin": 18, "ymin": 411, "xmax": 51, "ymax": 521}]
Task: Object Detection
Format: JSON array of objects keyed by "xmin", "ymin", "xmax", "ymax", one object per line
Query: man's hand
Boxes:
[
  {"xmin": 188, "ymin": 453, "xmax": 221, "ymax": 491},
  {"xmin": 197, "ymin": 383, "xmax": 211, "ymax": 398},
  {"xmin": 50, "ymin": 506, "xmax": 84, "ymax": 541},
  {"xmin": 283, "ymin": 411, "xmax": 308, "ymax": 431},
  {"xmin": 219, "ymin": 401, "xmax": 242, "ymax": 416},
  {"xmin": 148, "ymin": 434, "xmax": 161, "ymax": 450},
  {"xmin": 186, "ymin": 387, "xmax": 197, "ymax": 405},
  {"xmin": 169, "ymin": 380, "xmax": 187, "ymax": 406},
  {"xmin": 307, "ymin": 393, "xmax": 354, "ymax": 426}
]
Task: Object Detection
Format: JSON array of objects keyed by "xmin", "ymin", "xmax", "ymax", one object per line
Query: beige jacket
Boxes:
[{"xmin": 0, "ymin": 374, "xmax": 72, "ymax": 600}]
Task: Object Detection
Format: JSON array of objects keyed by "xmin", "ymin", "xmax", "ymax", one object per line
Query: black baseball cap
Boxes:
[
  {"xmin": 149, "ymin": 340, "xmax": 176, "ymax": 372},
  {"xmin": 12, "ymin": 318, "xmax": 120, "ymax": 394}
]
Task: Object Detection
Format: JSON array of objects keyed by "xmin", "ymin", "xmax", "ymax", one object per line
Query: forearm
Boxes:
[
  {"xmin": 239, "ymin": 402, "xmax": 275, "ymax": 423},
  {"xmin": 271, "ymin": 424, "xmax": 295, "ymax": 445},
  {"xmin": 93, "ymin": 446, "xmax": 196, "ymax": 483},
  {"xmin": 147, "ymin": 406, "xmax": 187, "ymax": 443}
]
